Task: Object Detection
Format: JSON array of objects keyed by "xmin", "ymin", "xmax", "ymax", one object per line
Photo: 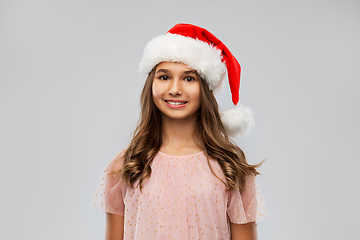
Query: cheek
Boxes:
[
  {"xmin": 152, "ymin": 80, "xmax": 166, "ymax": 103},
  {"xmin": 189, "ymin": 84, "xmax": 201, "ymax": 102},
  {"xmin": 152, "ymin": 81, "xmax": 161, "ymax": 99}
]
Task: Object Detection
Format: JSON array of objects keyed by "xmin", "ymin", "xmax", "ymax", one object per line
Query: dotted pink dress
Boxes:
[{"xmin": 92, "ymin": 149, "xmax": 267, "ymax": 240}]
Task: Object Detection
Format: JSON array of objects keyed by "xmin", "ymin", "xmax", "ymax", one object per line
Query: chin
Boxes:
[{"xmin": 161, "ymin": 112, "xmax": 197, "ymax": 121}]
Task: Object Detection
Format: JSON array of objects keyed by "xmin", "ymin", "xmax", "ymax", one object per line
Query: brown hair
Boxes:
[{"xmin": 112, "ymin": 67, "xmax": 262, "ymax": 191}]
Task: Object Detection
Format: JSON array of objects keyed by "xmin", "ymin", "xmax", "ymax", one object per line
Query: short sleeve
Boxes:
[
  {"xmin": 227, "ymin": 175, "xmax": 267, "ymax": 224},
  {"xmin": 91, "ymin": 149, "xmax": 126, "ymax": 216}
]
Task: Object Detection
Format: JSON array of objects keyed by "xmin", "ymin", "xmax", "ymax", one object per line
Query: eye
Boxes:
[
  {"xmin": 184, "ymin": 76, "xmax": 195, "ymax": 82},
  {"xmin": 159, "ymin": 75, "xmax": 170, "ymax": 80}
]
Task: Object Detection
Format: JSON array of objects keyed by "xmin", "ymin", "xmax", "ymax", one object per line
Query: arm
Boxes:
[
  {"xmin": 230, "ymin": 222, "xmax": 257, "ymax": 240},
  {"xmin": 105, "ymin": 212, "xmax": 124, "ymax": 240}
]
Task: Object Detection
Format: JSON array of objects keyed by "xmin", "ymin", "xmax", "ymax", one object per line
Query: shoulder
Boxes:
[{"xmin": 107, "ymin": 148, "xmax": 127, "ymax": 173}]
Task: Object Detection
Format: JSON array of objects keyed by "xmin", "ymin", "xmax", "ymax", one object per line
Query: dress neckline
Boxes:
[{"xmin": 157, "ymin": 151, "xmax": 204, "ymax": 158}]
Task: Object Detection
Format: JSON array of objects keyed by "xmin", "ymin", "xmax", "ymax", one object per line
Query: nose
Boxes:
[{"xmin": 169, "ymin": 78, "xmax": 182, "ymax": 96}]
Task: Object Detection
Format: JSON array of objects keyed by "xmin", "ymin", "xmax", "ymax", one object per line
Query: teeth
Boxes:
[{"xmin": 167, "ymin": 101, "xmax": 186, "ymax": 105}]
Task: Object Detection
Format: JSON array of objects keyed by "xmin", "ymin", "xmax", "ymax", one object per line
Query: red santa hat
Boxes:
[{"xmin": 139, "ymin": 23, "xmax": 254, "ymax": 136}]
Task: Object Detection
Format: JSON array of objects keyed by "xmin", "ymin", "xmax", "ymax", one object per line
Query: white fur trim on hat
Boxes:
[
  {"xmin": 139, "ymin": 33, "xmax": 226, "ymax": 92},
  {"xmin": 220, "ymin": 105, "xmax": 255, "ymax": 137}
]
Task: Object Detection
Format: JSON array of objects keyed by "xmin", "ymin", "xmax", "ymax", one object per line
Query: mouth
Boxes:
[{"xmin": 164, "ymin": 100, "xmax": 188, "ymax": 108}]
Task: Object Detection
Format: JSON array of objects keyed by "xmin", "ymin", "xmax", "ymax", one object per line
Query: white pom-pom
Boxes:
[{"xmin": 220, "ymin": 105, "xmax": 255, "ymax": 137}]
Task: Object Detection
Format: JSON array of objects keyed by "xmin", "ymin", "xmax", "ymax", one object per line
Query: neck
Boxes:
[{"xmin": 160, "ymin": 114, "xmax": 203, "ymax": 155}]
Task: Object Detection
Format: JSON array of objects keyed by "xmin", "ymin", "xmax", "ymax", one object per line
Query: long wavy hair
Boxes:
[{"xmin": 111, "ymin": 66, "xmax": 263, "ymax": 192}]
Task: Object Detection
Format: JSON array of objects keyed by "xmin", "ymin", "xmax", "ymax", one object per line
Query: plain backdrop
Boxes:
[{"xmin": 1, "ymin": 0, "xmax": 359, "ymax": 239}]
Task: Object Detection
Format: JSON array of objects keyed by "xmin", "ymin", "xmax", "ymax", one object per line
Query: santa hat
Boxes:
[{"xmin": 139, "ymin": 23, "xmax": 254, "ymax": 136}]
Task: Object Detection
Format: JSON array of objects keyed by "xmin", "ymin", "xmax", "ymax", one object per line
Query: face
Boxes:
[{"xmin": 152, "ymin": 62, "xmax": 201, "ymax": 121}]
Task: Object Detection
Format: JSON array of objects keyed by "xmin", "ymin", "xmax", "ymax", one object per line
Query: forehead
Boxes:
[{"xmin": 155, "ymin": 62, "xmax": 197, "ymax": 73}]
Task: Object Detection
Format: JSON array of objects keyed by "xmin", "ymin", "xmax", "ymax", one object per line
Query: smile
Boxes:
[{"xmin": 164, "ymin": 100, "xmax": 188, "ymax": 108}]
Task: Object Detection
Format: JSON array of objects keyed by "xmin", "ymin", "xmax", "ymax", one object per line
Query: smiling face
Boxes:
[{"xmin": 152, "ymin": 62, "xmax": 201, "ymax": 121}]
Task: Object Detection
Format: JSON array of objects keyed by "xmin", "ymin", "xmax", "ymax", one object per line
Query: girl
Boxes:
[{"xmin": 92, "ymin": 23, "xmax": 267, "ymax": 240}]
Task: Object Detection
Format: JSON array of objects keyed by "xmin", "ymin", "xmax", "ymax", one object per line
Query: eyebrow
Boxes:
[
  {"xmin": 155, "ymin": 69, "xmax": 198, "ymax": 75},
  {"xmin": 184, "ymin": 70, "xmax": 198, "ymax": 75},
  {"xmin": 155, "ymin": 69, "xmax": 168, "ymax": 75}
]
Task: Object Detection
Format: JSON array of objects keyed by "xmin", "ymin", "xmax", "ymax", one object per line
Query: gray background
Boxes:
[{"xmin": 1, "ymin": 0, "xmax": 359, "ymax": 239}]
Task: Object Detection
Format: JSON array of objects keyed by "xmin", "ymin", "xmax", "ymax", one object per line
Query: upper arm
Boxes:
[
  {"xmin": 227, "ymin": 175, "xmax": 267, "ymax": 224},
  {"xmin": 105, "ymin": 212, "xmax": 124, "ymax": 240},
  {"xmin": 230, "ymin": 222, "xmax": 257, "ymax": 240}
]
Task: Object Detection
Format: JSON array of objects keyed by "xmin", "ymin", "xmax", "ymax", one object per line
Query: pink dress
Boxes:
[{"xmin": 92, "ymin": 149, "xmax": 267, "ymax": 240}]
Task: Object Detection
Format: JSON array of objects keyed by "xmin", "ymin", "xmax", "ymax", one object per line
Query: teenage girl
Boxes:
[{"xmin": 92, "ymin": 23, "xmax": 267, "ymax": 240}]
